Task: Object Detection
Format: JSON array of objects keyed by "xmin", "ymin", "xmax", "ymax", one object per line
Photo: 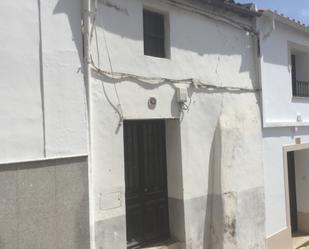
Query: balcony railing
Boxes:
[{"xmin": 293, "ymin": 80, "xmax": 309, "ymax": 97}]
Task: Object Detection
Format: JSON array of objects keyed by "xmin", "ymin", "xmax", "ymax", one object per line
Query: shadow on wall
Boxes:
[
  {"xmin": 203, "ymin": 122, "xmax": 239, "ymax": 249},
  {"xmin": 203, "ymin": 123, "xmax": 224, "ymax": 249},
  {"xmin": 258, "ymin": 18, "xmax": 290, "ymax": 67},
  {"xmin": 262, "ymin": 126, "xmax": 309, "ymax": 139},
  {"xmin": 94, "ymin": 0, "xmax": 256, "ymax": 79},
  {"xmin": 53, "ymin": 0, "xmax": 84, "ymax": 65}
]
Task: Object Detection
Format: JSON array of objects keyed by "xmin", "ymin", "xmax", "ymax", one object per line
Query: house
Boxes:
[
  {"xmin": 90, "ymin": 0, "xmax": 264, "ymax": 248},
  {"xmin": 257, "ymin": 10, "xmax": 309, "ymax": 249},
  {"xmin": 0, "ymin": 0, "xmax": 266, "ymax": 249}
]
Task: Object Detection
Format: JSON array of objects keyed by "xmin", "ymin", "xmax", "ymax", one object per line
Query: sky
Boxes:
[{"xmin": 237, "ymin": 0, "xmax": 309, "ymax": 25}]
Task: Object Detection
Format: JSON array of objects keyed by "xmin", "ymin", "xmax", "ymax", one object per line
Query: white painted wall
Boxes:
[
  {"xmin": 263, "ymin": 128, "xmax": 295, "ymax": 236},
  {"xmin": 91, "ymin": 0, "xmax": 264, "ymax": 248},
  {"xmin": 0, "ymin": 1, "xmax": 43, "ymax": 161},
  {"xmin": 258, "ymin": 16, "xmax": 309, "ymax": 126},
  {"xmin": 258, "ymin": 13, "xmax": 309, "ymax": 239},
  {"xmin": 91, "ymin": 0, "xmax": 258, "ymax": 216},
  {"xmin": 40, "ymin": 0, "xmax": 87, "ymax": 157},
  {"xmin": 295, "ymin": 149, "xmax": 309, "ymax": 213},
  {"xmin": 0, "ymin": 0, "xmax": 87, "ymax": 163},
  {"xmin": 262, "ymin": 130, "xmax": 309, "ymax": 237}
]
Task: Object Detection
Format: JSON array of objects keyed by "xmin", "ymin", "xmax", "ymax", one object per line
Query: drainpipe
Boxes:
[
  {"xmin": 83, "ymin": 0, "xmax": 95, "ymax": 248},
  {"xmin": 255, "ymin": 10, "xmax": 275, "ymax": 128},
  {"xmin": 83, "ymin": 0, "xmax": 91, "ymax": 111}
]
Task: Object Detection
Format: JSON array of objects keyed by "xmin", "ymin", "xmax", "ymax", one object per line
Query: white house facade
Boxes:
[
  {"xmin": 257, "ymin": 10, "xmax": 309, "ymax": 249},
  {"xmin": 90, "ymin": 0, "xmax": 264, "ymax": 249},
  {"xmin": 0, "ymin": 0, "xmax": 281, "ymax": 249}
]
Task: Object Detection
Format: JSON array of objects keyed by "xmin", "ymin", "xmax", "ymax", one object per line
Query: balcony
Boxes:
[{"xmin": 293, "ymin": 80, "xmax": 309, "ymax": 98}]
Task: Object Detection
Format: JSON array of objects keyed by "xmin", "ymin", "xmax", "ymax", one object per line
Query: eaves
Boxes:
[{"xmin": 262, "ymin": 10, "xmax": 309, "ymax": 36}]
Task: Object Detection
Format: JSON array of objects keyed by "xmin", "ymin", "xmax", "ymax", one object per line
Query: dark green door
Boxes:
[{"xmin": 124, "ymin": 120, "xmax": 170, "ymax": 249}]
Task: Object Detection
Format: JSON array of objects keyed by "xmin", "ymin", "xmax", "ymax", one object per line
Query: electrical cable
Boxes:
[
  {"xmin": 101, "ymin": 22, "xmax": 124, "ymax": 123},
  {"xmin": 89, "ymin": 1, "xmax": 261, "ymax": 121},
  {"xmin": 91, "ymin": 3, "xmax": 124, "ymax": 124},
  {"xmin": 90, "ymin": 58, "xmax": 260, "ymax": 93}
]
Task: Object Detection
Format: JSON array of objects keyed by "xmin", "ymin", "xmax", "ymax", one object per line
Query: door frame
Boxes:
[
  {"xmin": 283, "ymin": 143, "xmax": 309, "ymax": 238},
  {"xmin": 123, "ymin": 119, "xmax": 171, "ymax": 248}
]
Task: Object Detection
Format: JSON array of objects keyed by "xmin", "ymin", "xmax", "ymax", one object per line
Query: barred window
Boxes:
[{"xmin": 291, "ymin": 54, "xmax": 309, "ymax": 98}]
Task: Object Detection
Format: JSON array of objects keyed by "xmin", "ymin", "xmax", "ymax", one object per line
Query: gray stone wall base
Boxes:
[
  {"xmin": 0, "ymin": 157, "xmax": 90, "ymax": 249},
  {"xmin": 168, "ymin": 197, "xmax": 186, "ymax": 242},
  {"xmin": 94, "ymin": 187, "xmax": 265, "ymax": 249}
]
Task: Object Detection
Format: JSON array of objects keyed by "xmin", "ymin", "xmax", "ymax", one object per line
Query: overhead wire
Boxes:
[
  {"xmin": 89, "ymin": 1, "xmax": 261, "ymax": 121},
  {"xmin": 91, "ymin": 59, "xmax": 260, "ymax": 93},
  {"xmin": 101, "ymin": 20, "xmax": 124, "ymax": 123},
  {"xmin": 91, "ymin": 1, "xmax": 124, "ymax": 125}
]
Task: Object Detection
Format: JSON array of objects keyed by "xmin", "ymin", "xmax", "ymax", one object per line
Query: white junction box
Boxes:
[{"xmin": 176, "ymin": 87, "xmax": 188, "ymax": 103}]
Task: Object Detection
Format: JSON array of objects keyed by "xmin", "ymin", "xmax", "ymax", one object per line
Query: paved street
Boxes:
[{"xmin": 293, "ymin": 233, "xmax": 309, "ymax": 249}]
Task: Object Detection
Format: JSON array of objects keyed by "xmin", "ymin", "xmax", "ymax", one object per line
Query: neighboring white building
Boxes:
[
  {"xmin": 0, "ymin": 0, "xmax": 89, "ymax": 248},
  {"xmin": 257, "ymin": 10, "xmax": 309, "ymax": 249}
]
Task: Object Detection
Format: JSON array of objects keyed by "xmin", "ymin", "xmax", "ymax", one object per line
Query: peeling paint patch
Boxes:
[
  {"xmin": 223, "ymin": 191, "xmax": 238, "ymax": 249},
  {"xmin": 100, "ymin": 0, "xmax": 129, "ymax": 15},
  {"xmin": 224, "ymin": 215, "xmax": 236, "ymax": 237}
]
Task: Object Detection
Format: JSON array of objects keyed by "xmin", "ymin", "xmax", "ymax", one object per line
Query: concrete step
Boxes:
[{"xmin": 142, "ymin": 242, "xmax": 183, "ymax": 249}]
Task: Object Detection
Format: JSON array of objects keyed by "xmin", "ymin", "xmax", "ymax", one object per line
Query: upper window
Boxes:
[
  {"xmin": 291, "ymin": 52, "xmax": 309, "ymax": 98},
  {"xmin": 143, "ymin": 9, "xmax": 166, "ymax": 58}
]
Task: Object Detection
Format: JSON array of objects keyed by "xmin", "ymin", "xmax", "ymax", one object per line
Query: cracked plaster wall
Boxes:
[{"xmin": 90, "ymin": 0, "xmax": 265, "ymax": 249}]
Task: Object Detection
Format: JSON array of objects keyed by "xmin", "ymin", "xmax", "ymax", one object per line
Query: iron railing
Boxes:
[{"xmin": 293, "ymin": 80, "xmax": 309, "ymax": 97}]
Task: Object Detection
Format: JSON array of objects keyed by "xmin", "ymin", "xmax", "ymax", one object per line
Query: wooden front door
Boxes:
[
  {"xmin": 124, "ymin": 120, "xmax": 170, "ymax": 249},
  {"xmin": 287, "ymin": 151, "xmax": 298, "ymax": 234}
]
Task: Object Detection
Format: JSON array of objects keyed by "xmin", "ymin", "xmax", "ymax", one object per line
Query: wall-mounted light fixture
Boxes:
[{"xmin": 148, "ymin": 97, "xmax": 157, "ymax": 109}]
